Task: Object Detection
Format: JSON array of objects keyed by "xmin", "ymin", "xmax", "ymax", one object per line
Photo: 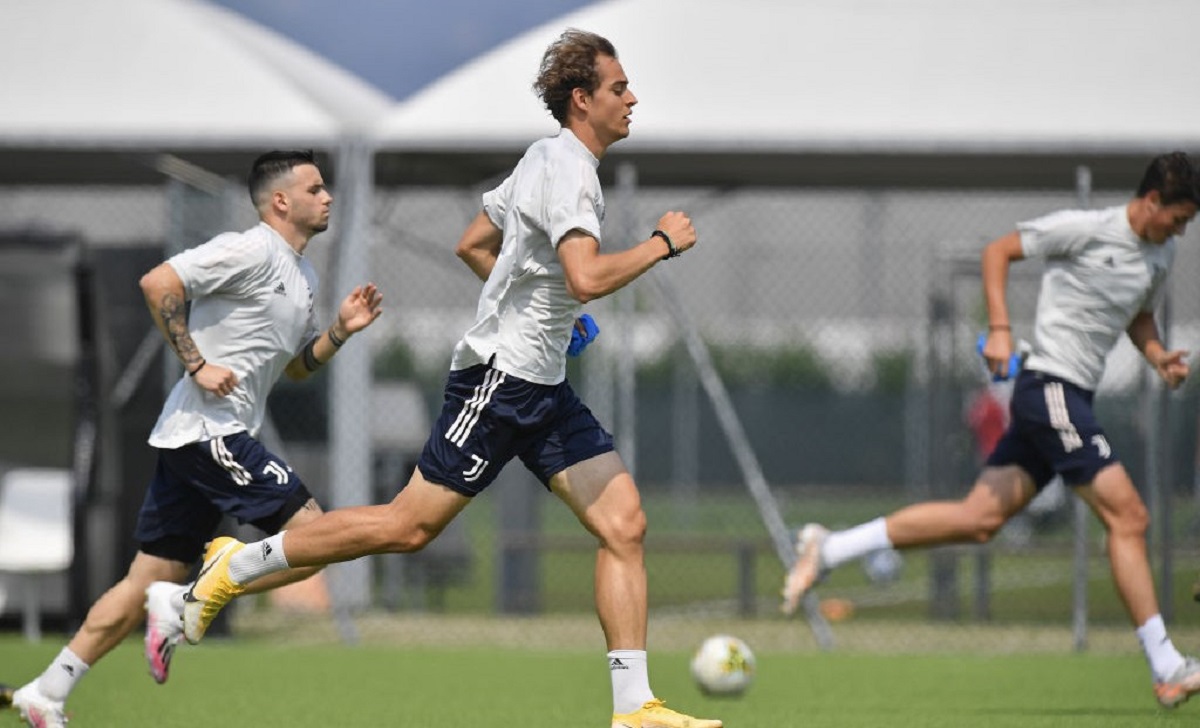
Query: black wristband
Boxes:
[
  {"xmin": 302, "ymin": 338, "xmax": 322, "ymax": 372},
  {"xmin": 652, "ymin": 230, "xmax": 679, "ymax": 260},
  {"xmin": 188, "ymin": 359, "xmax": 206, "ymax": 377},
  {"xmin": 328, "ymin": 327, "xmax": 347, "ymax": 348}
]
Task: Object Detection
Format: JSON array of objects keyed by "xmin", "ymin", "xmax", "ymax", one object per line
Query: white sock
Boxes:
[
  {"xmin": 169, "ymin": 584, "xmax": 187, "ymax": 612},
  {"xmin": 822, "ymin": 517, "xmax": 891, "ymax": 570},
  {"xmin": 609, "ymin": 650, "xmax": 654, "ymax": 714},
  {"xmin": 36, "ymin": 647, "xmax": 89, "ymax": 702},
  {"xmin": 1137, "ymin": 614, "xmax": 1185, "ymax": 681},
  {"xmin": 228, "ymin": 532, "xmax": 290, "ymax": 585}
]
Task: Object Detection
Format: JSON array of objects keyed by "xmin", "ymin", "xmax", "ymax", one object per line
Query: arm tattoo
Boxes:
[{"xmin": 159, "ymin": 292, "xmax": 202, "ymax": 369}]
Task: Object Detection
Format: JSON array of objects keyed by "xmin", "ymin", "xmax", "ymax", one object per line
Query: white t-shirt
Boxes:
[
  {"xmin": 1019, "ymin": 205, "xmax": 1175, "ymax": 391},
  {"xmin": 148, "ymin": 222, "xmax": 320, "ymax": 448},
  {"xmin": 451, "ymin": 128, "xmax": 604, "ymax": 385}
]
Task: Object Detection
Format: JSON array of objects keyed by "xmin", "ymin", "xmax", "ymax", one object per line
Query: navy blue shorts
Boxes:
[
  {"xmin": 416, "ymin": 364, "xmax": 615, "ymax": 497},
  {"xmin": 986, "ymin": 370, "xmax": 1118, "ymax": 488},
  {"xmin": 134, "ymin": 431, "xmax": 314, "ymax": 563}
]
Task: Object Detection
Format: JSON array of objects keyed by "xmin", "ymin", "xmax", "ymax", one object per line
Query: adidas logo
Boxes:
[
  {"xmin": 62, "ymin": 665, "xmax": 75, "ymax": 676},
  {"xmin": 262, "ymin": 542, "xmax": 273, "ymax": 559},
  {"xmin": 1104, "ymin": 256, "xmax": 1115, "ymax": 267},
  {"xmin": 610, "ymin": 658, "xmax": 629, "ymax": 670},
  {"xmin": 274, "ymin": 281, "xmax": 287, "ymax": 295}
]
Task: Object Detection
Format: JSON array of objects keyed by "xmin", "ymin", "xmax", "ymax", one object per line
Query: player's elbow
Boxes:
[
  {"xmin": 567, "ymin": 287, "xmax": 598, "ymax": 304},
  {"xmin": 140, "ymin": 264, "xmax": 181, "ymax": 304},
  {"xmin": 138, "ymin": 269, "xmax": 161, "ymax": 300},
  {"xmin": 564, "ymin": 275, "xmax": 602, "ymax": 304},
  {"xmin": 283, "ymin": 359, "xmax": 312, "ymax": 382},
  {"xmin": 454, "ymin": 240, "xmax": 475, "ymax": 263}
]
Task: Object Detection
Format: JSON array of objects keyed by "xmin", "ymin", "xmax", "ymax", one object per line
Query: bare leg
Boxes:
[
  {"xmin": 1074, "ymin": 463, "xmax": 1157, "ymax": 626},
  {"xmin": 68, "ymin": 552, "xmax": 189, "ymax": 665},
  {"xmin": 551, "ymin": 452, "xmax": 647, "ymax": 650},
  {"xmin": 279, "ymin": 469, "xmax": 470, "ymax": 568},
  {"xmin": 886, "ymin": 465, "xmax": 1036, "ymax": 548},
  {"xmin": 242, "ymin": 498, "xmax": 327, "ymax": 593}
]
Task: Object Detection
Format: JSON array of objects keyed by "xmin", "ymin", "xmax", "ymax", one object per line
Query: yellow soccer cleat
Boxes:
[
  {"xmin": 183, "ymin": 536, "xmax": 247, "ymax": 644},
  {"xmin": 611, "ymin": 699, "xmax": 722, "ymax": 728}
]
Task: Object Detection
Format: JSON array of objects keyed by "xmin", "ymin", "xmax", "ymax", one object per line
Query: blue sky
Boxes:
[{"xmin": 212, "ymin": 0, "xmax": 593, "ymax": 100}]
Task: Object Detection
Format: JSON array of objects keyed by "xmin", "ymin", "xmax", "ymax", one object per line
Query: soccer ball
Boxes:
[
  {"xmin": 862, "ymin": 547, "xmax": 904, "ymax": 584},
  {"xmin": 690, "ymin": 634, "xmax": 755, "ymax": 696}
]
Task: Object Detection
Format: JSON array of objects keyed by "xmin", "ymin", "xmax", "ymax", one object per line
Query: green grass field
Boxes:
[
  {"xmin": 2, "ymin": 634, "xmax": 1198, "ymax": 727},
  {"xmin": 5, "ymin": 490, "xmax": 1199, "ymax": 726}
]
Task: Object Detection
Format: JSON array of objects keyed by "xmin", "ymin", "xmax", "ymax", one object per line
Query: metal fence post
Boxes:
[
  {"xmin": 329, "ymin": 138, "xmax": 375, "ymax": 620},
  {"xmin": 615, "ymin": 162, "xmax": 638, "ymax": 474},
  {"xmin": 1072, "ymin": 165, "xmax": 1092, "ymax": 651}
]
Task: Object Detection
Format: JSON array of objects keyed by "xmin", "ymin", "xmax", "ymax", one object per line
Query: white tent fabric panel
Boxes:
[
  {"xmin": 1, "ymin": 0, "xmax": 391, "ymax": 148},
  {"xmin": 375, "ymin": 0, "xmax": 1200, "ymax": 153}
]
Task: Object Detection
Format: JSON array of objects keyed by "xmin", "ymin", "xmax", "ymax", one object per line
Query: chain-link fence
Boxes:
[
  {"xmin": 2, "ymin": 155, "xmax": 1198, "ymax": 653},
  {"xmin": 319, "ymin": 163, "xmax": 1200, "ymax": 651}
]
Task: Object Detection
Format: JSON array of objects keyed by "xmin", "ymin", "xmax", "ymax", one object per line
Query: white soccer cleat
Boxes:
[
  {"xmin": 1156, "ymin": 656, "xmax": 1200, "ymax": 708},
  {"xmin": 144, "ymin": 581, "xmax": 186, "ymax": 684},
  {"xmin": 13, "ymin": 683, "xmax": 68, "ymax": 728},
  {"xmin": 780, "ymin": 523, "xmax": 830, "ymax": 616}
]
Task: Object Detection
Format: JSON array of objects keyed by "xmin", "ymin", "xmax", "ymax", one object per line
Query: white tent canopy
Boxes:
[
  {"xmin": 0, "ymin": 0, "xmax": 394, "ymax": 608},
  {"xmin": 376, "ymin": 0, "xmax": 1200, "ymax": 158},
  {"xmin": 2, "ymin": 0, "xmax": 391, "ymax": 153}
]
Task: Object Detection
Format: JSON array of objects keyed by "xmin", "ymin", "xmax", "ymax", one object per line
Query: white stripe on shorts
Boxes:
[
  {"xmin": 446, "ymin": 368, "xmax": 506, "ymax": 448},
  {"xmin": 210, "ymin": 437, "xmax": 253, "ymax": 486},
  {"xmin": 1043, "ymin": 381, "xmax": 1083, "ymax": 453}
]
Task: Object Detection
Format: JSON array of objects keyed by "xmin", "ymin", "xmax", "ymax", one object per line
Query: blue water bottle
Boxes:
[{"xmin": 975, "ymin": 333, "xmax": 1027, "ymax": 381}]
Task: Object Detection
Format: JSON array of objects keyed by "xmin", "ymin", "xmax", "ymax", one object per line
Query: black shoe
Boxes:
[{"xmin": 0, "ymin": 683, "xmax": 13, "ymax": 709}]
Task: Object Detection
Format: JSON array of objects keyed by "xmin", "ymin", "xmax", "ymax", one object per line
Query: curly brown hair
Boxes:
[{"xmin": 533, "ymin": 29, "xmax": 617, "ymax": 125}]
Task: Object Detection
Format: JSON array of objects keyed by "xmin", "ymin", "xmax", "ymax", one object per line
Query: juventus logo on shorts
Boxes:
[
  {"xmin": 263, "ymin": 461, "xmax": 290, "ymax": 485},
  {"xmin": 463, "ymin": 454, "xmax": 488, "ymax": 483}
]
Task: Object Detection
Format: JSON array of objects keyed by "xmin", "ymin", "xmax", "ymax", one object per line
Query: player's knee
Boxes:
[
  {"xmin": 965, "ymin": 508, "xmax": 1006, "ymax": 544},
  {"xmin": 378, "ymin": 522, "xmax": 439, "ymax": 553},
  {"xmin": 1109, "ymin": 501, "xmax": 1149, "ymax": 538},
  {"xmin": 598, "ymin": 507, "xmax": 646, "ymax": 553}
]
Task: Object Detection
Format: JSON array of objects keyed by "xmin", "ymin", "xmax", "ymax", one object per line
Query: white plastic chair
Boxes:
[{"xmin": 0, "ymin": 468, "xmax": 74, "ymax": 641}]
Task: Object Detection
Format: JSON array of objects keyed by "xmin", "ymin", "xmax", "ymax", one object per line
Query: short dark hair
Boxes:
[
  {"xmin": 533, "ymin": 29, "xmax": 617, "ymax": 125},
  {"xmin": 1136, "ymin": 151, "xmax": 1200, "ymax": 207},
  {"xmin": 247, "ymin": 150, "xmax": 317, "ymax": 207}
]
